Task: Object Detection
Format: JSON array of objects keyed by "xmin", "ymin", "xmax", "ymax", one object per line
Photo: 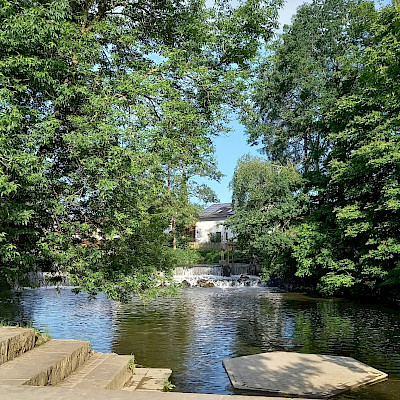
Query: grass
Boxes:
[
  {"xmin": 162, "ymin": 380, "xmax": 176, "ymax": 392},
  {"xmin": 128, "ymin": 355, "xmax": 135, "ymax": 372},
  {"xmin": 0, "ymin": 321, "xmax": 51, "ymax": 346}
]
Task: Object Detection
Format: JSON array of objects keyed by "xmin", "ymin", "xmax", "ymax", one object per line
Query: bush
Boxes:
[{"xmin": 173, "ymin": 248, "xmax": 202, "ymax": 266}]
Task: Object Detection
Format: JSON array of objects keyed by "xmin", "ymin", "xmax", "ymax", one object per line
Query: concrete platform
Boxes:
[
  {"xmin": 0, "ymin": 327, "xmax": 36, "ymax": 365},
  {"xmin": 0, "ymin": 384, "xmax": 315, "ymax": 400},
  {"xmin": 0, "ymin": 339, "xmax": 90, "ymax": 386},
  {"xmin": 223, "ymin": 352, "xmax": 388, "ymax": 398},
  {"xmin": 57, "ymin": 352, "xmax": 133, "ymax": 390},
  {"xmin": 123, "ymin": 367, "xmax": 172, "ymax": 391}
]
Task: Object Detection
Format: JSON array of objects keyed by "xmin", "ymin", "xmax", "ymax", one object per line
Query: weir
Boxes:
[
  {"xmin": 173, "ymin": 264, "xmax": 262, "ymax": 287},
  {"xmin": 174, "ymin": 264, "xmax": 258, "ymax": 277},
  {"xmin": 26, "ymin": 272, "xmax": 71, "ymax": 287}
]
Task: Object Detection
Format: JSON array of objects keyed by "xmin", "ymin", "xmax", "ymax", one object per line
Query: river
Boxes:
[{"xmin": 0, "ymin": 286, "xmax": 399, "ymax": 399}]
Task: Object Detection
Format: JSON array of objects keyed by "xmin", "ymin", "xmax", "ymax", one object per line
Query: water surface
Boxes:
[{"xmin": 1, "ymin": 287, "xmax": 399, "ymax": 399}]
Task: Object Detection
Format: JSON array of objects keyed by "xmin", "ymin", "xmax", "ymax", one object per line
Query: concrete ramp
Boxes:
[{"xmin": 223, "ymin": 351, "xmax": 388, "ymax": 398}]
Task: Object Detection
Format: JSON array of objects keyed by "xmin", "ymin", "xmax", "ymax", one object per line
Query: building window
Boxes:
[{"xmin": 209, "ymin": 232, "xmax": 222, "ymax": 243}]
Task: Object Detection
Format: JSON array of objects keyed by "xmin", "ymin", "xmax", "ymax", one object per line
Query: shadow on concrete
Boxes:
[{"xmin": 223, "ymin": 352, "xmax": 387, "ymax": 399}]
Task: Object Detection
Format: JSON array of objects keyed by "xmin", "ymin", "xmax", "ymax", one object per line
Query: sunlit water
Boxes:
[{"xmin": 1, "ymin": 286, "xmax": 400, "ymax": 399}]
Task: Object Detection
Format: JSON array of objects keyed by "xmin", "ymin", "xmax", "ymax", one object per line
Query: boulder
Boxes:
[{"xmin": 197, "ymin": 279, "xmax": 215, "ymax": 288}]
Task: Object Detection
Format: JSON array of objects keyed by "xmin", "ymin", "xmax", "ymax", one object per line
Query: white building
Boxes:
[{"xmin": 194, "ymin": 203, "xmax": 235, "ymax": 245}]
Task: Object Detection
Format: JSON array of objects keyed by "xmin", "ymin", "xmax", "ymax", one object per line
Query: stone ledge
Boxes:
[
  {"xmin": 57, "ymin": 352, "xmax": 133, "ymax": 390},
  {"xmin": 0, "ymin": 327, "xmax": 36, "ymax": 365},
  {"xmin": 0, "ymin": 384, "xmax": 315, "ymax": 400},
  {"xmin": 0, "ymin": 339, "xmax": 90, "ymax": 386}
]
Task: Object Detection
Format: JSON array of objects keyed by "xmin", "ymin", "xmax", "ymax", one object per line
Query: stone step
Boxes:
[
  {"xmin": 122, "ymin": 367, "xmax": 172, "ymax": 392},
  {"xmin": 56, "ymin": 352, "xmax": 133, "ymax": 390},
  {"xmin": 0, "ymin": 339, "xmax": 90, "ymax": 386},
  {"xmin": 0, "ymin": 327, "xmax": 36, "ymax": 365}
]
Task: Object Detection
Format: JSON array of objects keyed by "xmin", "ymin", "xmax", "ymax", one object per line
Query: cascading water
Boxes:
[
  {"xmin": 26, "ymin": 271, "xmax": 71, "ymax": 288},
  {"xmin": 173, "ymin": 264, "xmax": 263, "ymax": 287}
]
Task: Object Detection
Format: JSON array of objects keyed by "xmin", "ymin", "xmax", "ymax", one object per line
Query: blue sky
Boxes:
[
  {"xmin": 201, "ymin": 0, "xmax": 392, "ymax": 204},
  {"xmin": 199, "ymin": 0, "xmax": 313, "ymax": 204}
]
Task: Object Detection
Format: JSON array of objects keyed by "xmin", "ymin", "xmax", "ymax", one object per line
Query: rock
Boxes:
[
  {"xmin": 181, "ymin": 280, "xmax": 191, "ymax": 288},
  {"xmin": 238, "ymin": 274, "xmax": 251, "ymax": 285},
  {"xmin": 197, "ymin": 279, "xmax": 215, "ymax": 288}
]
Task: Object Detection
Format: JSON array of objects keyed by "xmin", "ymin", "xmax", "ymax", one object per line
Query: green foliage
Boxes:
[
  {"xmin": 243, "ymin": 0, "xmax": 400, "ymax": 299},
  {"xmin": 292, "ymin": 222, "xmax": 356, "ymax": 295},
  {"xmin": 128, "ymin": 355, "xmax": 135, "ymax": 372},
  {"xmin": 162, "ymin": 380, "xmax": 176, "ymax": 392},
  {"xmin": 198, "ymin": 249, "xmax": 222, "ymax": 264},
  {"xmin": 226, "ymin": 157, "xmax": 308, "ymax": 278},
  {"xmin": 173, "ymin": 248, "xmax": 222, "ymax": 265},
  {"xmin": 244, "ymin": 0, "xmax": 374, "ymax": 186},
  {"xmin": 322, "ymin": 4, "xmax": 400, "ymax": 295},
  {"xmin": 173, "ymin": 248, "xmax": 202, "ymax": 266},
  {"xmin": 0, "ymin": 0, "xmax": 281, "ymax": 299}
]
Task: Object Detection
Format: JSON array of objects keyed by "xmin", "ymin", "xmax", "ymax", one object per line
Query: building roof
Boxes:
[{"xmin": 199, "ymin": 203, "xmax": 234, "ymax": 220}]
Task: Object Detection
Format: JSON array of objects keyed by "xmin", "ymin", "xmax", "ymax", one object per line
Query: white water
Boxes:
[
  {"xmin": 26, "ymin": 271, "xmax": 71, "ymax": 287},
  {"xmin": 173, "ymin": 274, "xmax": 262, "ymax": 287},
  {"xmin": 173, "ymin": 263, "xmax": 262, "ymax": 287},
  {"xmin": 173, "ymin": 264, "xmax": 258, "ymax": 277}
]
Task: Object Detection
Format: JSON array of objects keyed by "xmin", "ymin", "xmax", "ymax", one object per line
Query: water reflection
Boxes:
[
  {"xmin": 0, "ymin": 287, "xmax": 399, "ymax": 398},
  {"xmin": 1, "ymin": 288, "xmax": 116, "ymax": 352}
]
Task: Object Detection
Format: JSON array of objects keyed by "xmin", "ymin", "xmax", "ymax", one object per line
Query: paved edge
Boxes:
[
  {"xmin": 123, "ymin": 367, "xmax": 173, "ymax": 391},
  {"xmin": 0, "ymin": 384, "xmax": 316, "ymax": 400}
]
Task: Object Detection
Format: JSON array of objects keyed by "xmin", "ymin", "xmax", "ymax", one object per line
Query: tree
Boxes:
[
  {"xmin": 0, "ymin": 0, "xmax": 282, "ymax": 299},
  {"xmin": 244, "ymin": 0, "xmax": 375, "ymax": 191},
  {"xmin": 226, "ymin": 157, "xmax": 308, "ymax": 279},
  {"xmin": 317, "ymin": 3, "xmax": 400, "ymax": 296},
  {"xmin": 242, "ymin": 0, "xmax": 400, "ymax": 299}
]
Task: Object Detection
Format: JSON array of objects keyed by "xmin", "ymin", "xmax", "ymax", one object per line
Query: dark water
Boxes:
[{"xmin": 1, "ymin": 286, "xmax": 400, "ymax": 399}]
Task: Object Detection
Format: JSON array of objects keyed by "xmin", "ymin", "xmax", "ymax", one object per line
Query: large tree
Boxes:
[
  {"xmin": 244, "ymin": 0, "xmax": 400, "ymax": 298},
  {"xmin": 226, "ymin": 157, "xmax": 308, "ymax": 278},
  {"xmin": 0, "ymin": 0, "xmax": 282, "ymax": 299},
  {"xmin": 314, "ymin": 3, "xmax": 400, "ymax": 296},
  {"xmin": 292, "ymin": 2, "xmax": 400, "ymax": 297},
  {"xmin": 244, "ymin": 0, "xmax": 375, "ymax": 191}
]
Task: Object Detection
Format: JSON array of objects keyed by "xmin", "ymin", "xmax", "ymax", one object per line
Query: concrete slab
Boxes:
[
  {"xmin": 0, "ymin": 384, "xmax": 315, "ymax": 400},
  {"xmin": 122, "ymin": 367, "xmax": 172, "ymax": 391},
  {"xmin": 0, "ymin": 339, "xmax": 90, "ymax": 386},
  {"xmin": 0, "ymin": 327, "xmax": 36, "ymax": 365},
  {"xmin": 223, "ymin": 351, "xmax": 388, "ymax": 398},
  {"xmin": 57, "ymin": 352, "xmax": 133, "ymax": 390}
]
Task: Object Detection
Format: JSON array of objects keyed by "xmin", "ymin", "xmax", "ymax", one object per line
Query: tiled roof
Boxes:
[{"xmin": 199, "ymin": 203, "xmax": 234, "ymax": 219}]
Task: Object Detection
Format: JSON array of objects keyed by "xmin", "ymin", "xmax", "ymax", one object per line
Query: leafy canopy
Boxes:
[{"xmin": 0, "ymin": 0, "xmax": 282, "ymax": 299}]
